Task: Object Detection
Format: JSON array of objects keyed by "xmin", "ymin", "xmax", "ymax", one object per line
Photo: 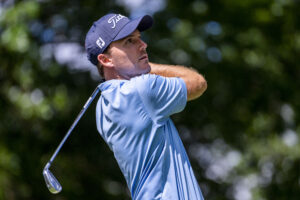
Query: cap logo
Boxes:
[
  {"xmin": 108, "ymin": 14, "xmax": 126, "ymax": 29},
  {"xmin": 96, "ymin": 37, "xmax": 105, "ymax": 49}
]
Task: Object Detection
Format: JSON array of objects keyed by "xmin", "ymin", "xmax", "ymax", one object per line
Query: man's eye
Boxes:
[{"xmin": 126, "ymin": 38, "xmax": 133, "ymax": 44}]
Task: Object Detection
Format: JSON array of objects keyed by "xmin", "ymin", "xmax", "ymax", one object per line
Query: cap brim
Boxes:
[{"xmin": 114, "ymin": 15, "xmax": 153, "ymax": 41}]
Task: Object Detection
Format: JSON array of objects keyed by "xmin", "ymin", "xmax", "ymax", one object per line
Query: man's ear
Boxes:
[{"xmin": 97, "ymin": 54, "xmax": 113, "ymax": 67}]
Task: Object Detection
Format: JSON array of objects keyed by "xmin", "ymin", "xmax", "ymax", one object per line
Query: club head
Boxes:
[{"xmin": 43, "ymin": 167, "xmax": 62, "ymax": 194}]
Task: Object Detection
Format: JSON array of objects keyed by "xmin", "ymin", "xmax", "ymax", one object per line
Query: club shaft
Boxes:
[{"xmin": 48, "ymin": 86, "xmax": 101, "ymax": 165}]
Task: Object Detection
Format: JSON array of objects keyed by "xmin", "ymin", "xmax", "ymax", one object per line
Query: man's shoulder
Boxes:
[
  {"xmin": 129, "ymin": 74, "xmax": 162, "ymax": 94},
  {"xmin": 131, "ymin": 73, "xmax": 158, "ymax": 82},
  {"xmin": 130, "ymin": 73, "xmax": 165, "ymax": 88}
]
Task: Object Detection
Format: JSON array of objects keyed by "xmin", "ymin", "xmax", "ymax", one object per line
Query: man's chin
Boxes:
[
  {"xmin": 135, "ymin": 68, "xmax": 151, "ymax": 77},
  {"xmin": 143, "ymin": 64, "xmax": 151, "ymax": 74},
  {"xmin": 136, "ymin": 63, "xmax": 151, "ymax": 75},
  {"xmin": 122, "ymin": 64, "xmax": 151, "ymax": 79}
]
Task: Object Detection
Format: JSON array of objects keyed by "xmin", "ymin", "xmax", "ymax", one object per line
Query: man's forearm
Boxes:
[{"xmin": 149, "ymin": 62, "xmax": 207, "ymax": 101}]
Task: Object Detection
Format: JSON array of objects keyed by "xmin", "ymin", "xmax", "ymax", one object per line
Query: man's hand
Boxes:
[{"xmin": 149, "ymin": 62, "xmax": 207, "ymax": 101}]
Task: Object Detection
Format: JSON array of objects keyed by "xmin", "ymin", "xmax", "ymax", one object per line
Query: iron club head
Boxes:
[{"xmin": 43, "ymin": 164, "xmax": 62, "ymax": 194}]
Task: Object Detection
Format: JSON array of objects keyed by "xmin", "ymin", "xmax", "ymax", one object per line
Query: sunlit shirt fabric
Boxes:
[{"xmin": 96, "ymin": 74, "xmax": 204, "ymax": 200}]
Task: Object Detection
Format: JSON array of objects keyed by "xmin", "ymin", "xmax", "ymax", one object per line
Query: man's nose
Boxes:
[{"xmin": 139, "ymin": 39, "xmax": 147, "ymax": 51}]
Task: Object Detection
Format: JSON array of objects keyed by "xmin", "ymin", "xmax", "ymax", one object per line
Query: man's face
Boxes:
[{"xmin": 109, "ymin": 29, "xmax": 150, "ymax": 79}]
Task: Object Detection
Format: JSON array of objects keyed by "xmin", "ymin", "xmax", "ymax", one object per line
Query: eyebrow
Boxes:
[{"xmin": 119, "ymin": 34, "xmax": 140, "ymax": 46}]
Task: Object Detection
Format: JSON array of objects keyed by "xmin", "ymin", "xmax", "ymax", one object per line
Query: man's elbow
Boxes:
[
  {"xmin": 187, "ymin": 75, "xmax": 207, "ymax": 101},
  {"xmin": 197, "ymin": 75, "xmax": 207, "ymax": 95}
]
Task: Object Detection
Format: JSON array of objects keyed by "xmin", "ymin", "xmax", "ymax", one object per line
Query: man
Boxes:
[{"xmin": 85, "ymin": 13, "xmax": 207, "ymax": 200}]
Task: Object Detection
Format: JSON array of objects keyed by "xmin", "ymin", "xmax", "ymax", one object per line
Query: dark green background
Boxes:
[{"xmin": 0, "ymin": 0, "xmax": 299, "ymax": 199}]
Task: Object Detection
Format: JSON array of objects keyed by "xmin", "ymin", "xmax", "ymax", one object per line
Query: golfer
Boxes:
[{"xmin": 85, "ymin": 13, "xmax": 207, "ymax": 200}]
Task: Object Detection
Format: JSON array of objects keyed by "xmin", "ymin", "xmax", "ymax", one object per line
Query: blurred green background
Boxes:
[{"xmin": 0, "ymin": 0, "xmax": 299, "ymax": 199}]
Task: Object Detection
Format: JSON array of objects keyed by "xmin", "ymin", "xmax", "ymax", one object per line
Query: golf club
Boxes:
[{"xmin": 43, "ymin": 85, "xmax": 101, "ymax": 194}]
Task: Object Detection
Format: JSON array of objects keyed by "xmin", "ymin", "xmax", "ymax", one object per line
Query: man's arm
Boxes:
[{"xmin": 149, "ymin": 62, "xmax": 207, "ymax": 101}]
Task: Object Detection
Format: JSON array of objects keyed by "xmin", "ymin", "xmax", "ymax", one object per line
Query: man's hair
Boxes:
[{"xmin": 96, "ymin": 46, "xmax": 110, "ymax": 78}]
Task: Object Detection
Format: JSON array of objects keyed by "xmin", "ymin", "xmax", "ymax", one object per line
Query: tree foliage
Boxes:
[{"xmin": 0, "ymin": 0, "xmax": 299, "ymax": 199}]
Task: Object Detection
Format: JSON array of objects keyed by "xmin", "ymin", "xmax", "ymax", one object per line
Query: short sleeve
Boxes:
[{"xmin": 134, "ymin": 74, "xmax": 187, "ymax": 124}]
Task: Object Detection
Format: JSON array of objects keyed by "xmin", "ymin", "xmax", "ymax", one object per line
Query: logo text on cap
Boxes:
[
  {"xmin": 108, "ymin": 14, "xmax": 126, "ymax": 29},
  {"xmin": 96, "ymin": 37, "xmax": 105, "ymax": 49}
]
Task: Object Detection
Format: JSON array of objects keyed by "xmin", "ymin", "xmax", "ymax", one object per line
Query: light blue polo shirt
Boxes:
[{"xmin": 96, "ymin": 74, "xmax": 204, "ymax": 200}]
